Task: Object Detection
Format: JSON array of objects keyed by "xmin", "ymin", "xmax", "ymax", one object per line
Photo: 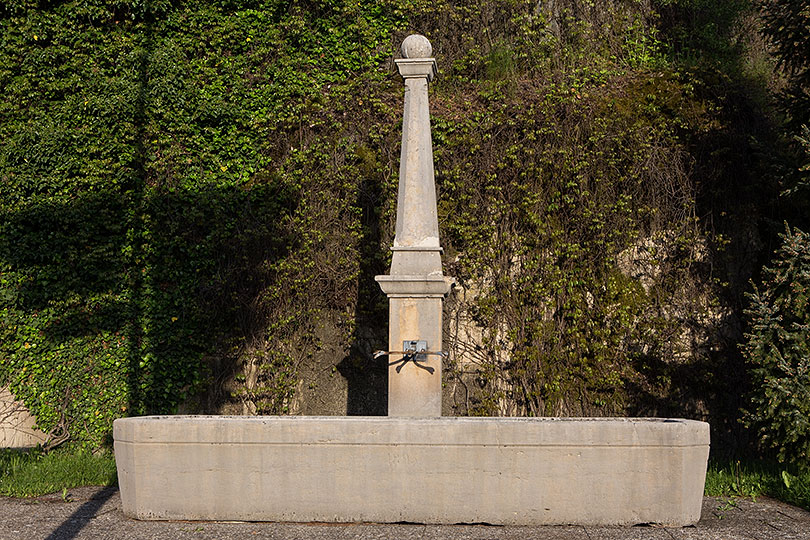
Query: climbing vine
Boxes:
[{"xmin": 0, "ymin": 0, "xmax": 784, "ymax": 450}]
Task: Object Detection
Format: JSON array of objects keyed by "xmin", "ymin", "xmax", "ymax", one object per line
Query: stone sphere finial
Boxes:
[{"xmin": 401, "ymin": 34, "xmax": 432, "ymax": 59}]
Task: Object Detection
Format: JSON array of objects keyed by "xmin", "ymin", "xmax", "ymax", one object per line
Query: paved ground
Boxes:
[{"xmin": 1, "ymin": 486, "xmax": 808, "ymax": 540}]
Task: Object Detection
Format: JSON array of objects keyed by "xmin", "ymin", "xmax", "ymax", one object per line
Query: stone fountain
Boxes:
[
  {"xmin": 374, "ymin": 34, "xmax": 452, "ymax": 417},
  {"xmin": 113, "ymin": 35, "xmax": 710, "ymax": 526}
]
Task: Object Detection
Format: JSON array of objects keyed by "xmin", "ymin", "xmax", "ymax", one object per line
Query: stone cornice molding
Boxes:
[{"xmin": 395, "ymin": 58, "xmax": 437, "ymax": 81}]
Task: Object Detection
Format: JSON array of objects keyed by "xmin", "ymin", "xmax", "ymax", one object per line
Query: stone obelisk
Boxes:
[{"xmin": 375, "ymin": 35, "xmax": 452, "ymax": 417}]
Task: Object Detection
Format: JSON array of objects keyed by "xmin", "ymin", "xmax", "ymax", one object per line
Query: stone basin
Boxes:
[{"xmin": 113, "ymin": 415, "xmax": 709, "ymax": 525}]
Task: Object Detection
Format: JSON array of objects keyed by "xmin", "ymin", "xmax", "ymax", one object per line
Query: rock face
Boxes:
[{"xmin": 0, "ymin": 386, "xmax": 47, "ymax": 448}]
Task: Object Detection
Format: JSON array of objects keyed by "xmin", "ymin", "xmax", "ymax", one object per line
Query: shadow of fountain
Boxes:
[
  {"xmin": 335, "ymin": 169, "xmax": 389, "ymax": 415},
  {"xmin": 336, "ymin": 351, "xmax": 387, "ymax": 415}
]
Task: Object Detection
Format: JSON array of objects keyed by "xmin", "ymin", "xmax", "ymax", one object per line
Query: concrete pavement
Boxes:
[{"xmin": 1, "ymin": 486, "xmax": 808, "ymax": 540}]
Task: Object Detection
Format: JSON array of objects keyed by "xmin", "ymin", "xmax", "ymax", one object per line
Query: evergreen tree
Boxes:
[
  {"xmin": 760, "ymin": 0, "xmax": 810, "ymax": 129},
  {"xmin": 743, "ymin": 225, "xmax": 810, "ymax": 468}
]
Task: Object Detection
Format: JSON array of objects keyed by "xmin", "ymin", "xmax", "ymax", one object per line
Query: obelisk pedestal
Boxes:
[{"xmin": 375, "ymin": 35, "xmax": 452, "ymax": 417}]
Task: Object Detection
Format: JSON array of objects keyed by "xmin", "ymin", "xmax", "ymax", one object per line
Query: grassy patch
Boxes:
[
  {"xmin": 0, "ymin": 447, "xmax": 117, "ymax": 498},
  {"xmin": 705, "ymin": 459, "xmax": 810, "ymax": 511}
]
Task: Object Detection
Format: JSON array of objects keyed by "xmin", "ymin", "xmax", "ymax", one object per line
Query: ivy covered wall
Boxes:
[{"xmin": 0, "ymin": 0, "xmax": 791, "ymax": 452}]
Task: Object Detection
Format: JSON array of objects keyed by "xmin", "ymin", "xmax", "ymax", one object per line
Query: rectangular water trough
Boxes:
[{"xmin": 114, "ymin": 415, "xmax": 709, "ymax": 526}]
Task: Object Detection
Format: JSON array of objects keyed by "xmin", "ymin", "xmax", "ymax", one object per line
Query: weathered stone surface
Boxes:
[
  {"xmin": 384, "ymin": 297, "xmax": 444, "ymax": 416},
  {"xmin": 401, "ymin": 34, "xmax": 432, "ymax": 59},
  {"xmin": 114, "ymin": 416, "xmax": 709, "ymax": 525},
  {"xmin": 0, "ymin": 386, "xmax": 47, "ymax": 448}
]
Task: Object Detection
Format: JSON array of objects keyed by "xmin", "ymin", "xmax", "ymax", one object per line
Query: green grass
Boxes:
[
  {"xmin": 705, "ymin": 459, "xmax": 810, "ymax": 511},
  {"xmin": 0, "ymin": 447, "xmax": 117, "ymax": 497}
]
